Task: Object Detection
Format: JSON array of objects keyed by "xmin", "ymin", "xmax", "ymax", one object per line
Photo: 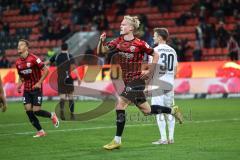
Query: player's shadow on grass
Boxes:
[{"xmin": 55, "ymin": 96, "xmax": 116, "ymax": 121}]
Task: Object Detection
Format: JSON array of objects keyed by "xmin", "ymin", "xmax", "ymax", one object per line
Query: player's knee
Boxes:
[
  {"xmin": 157, "ymin": 114, "xmax": 165, "ymax": 121},
  {"xmin": 24, "ymin": 105, "xmax": 32, "ymax": 111},
  {"xmin": 116, "ymin": 98, "xmax": 128, "ymax": 110},
  {"xmin": 59, "ymin": 94, "xmax": 66, "ymax": 100},
  {"xmin": 167, "ymin": 114, "xmax": 175, "ymax": 121},
  {"xmin": 32, "ymin": 107, "xmax": 40, "ymax": 112},
  {"xmin": 25, "ymin": 108, "xmax": 32, "ymax": 111},
  {"xmin": 140, "ymin": 108, "xmax": 151, "ymax": 115},
  {"xmin": 116, "ymin": 104, "xmax": 126, "ymax": 110}
]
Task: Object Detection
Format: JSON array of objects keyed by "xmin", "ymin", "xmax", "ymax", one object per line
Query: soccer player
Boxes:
[
  {"xmin": 0, "ymin": 75, "xmax": 7, "ymax": 112},
  {"xmin": 16, "ymin": 39, "xmax": 59, "ymax": 138},
  {"xmin": 45, "ymin": 43, "xmax": 81, "ymax": 120},
  {"xmin": 151, "ymin": 28, "xmax": 178, "ymax": 145},
  {"xmin": 97, "ymin": 15, "xmax": 183, "ymax": 150}
]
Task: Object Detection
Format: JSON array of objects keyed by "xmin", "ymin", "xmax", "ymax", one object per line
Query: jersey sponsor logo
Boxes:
[
  {"xmin": 20, "ymin": 69, "xmax": 32, "ymax": 74},
  {"xmin": 130, "ymin": 46, "xmax": 136, "ymax": 52},
  {"xmin": 118, "ymin": 52, "xmax": 134, "ymax": 59},
  {"xmin": 36, "ymin": 58, "xmax": 42, "ymax": 64}
]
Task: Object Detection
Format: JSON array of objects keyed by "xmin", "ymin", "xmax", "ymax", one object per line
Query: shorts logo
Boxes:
[
  {"xmin": 126, "ymin": 86, "xmax": 132, "ymax": 92},
  {"xmin": 37, "ymin": 97, "xmax": 42, "ymax": 104},
  {"xmin": 130, "ymin": 46, "xmax": 136, "ymax": 52}
]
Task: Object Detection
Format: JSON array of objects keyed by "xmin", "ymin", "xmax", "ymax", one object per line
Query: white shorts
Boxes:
[{"xmin": 151, "ymin": 90, "xmax": 174, "ymax": 107}]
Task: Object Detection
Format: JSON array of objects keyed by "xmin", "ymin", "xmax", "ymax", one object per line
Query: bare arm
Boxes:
[
  {"xmin": 150, "ymin": 51, "xmax": 159, "ymax": 72},
  {"xmin": 141, "ymin": 51, "xmax": 159, "ymax": 79},
  {"xmin": 33, "ymin": 66, "xmax": 49, "ymax": 89},
  {"xmin": 17, "ymin": 76, "xmax": 24, "ymax": 93},
  {"xmin": 44, "ymin": 60, "xmax": 51, "ymax": 66},
  {"xmin": 39, "ymin": 66, "xmax": 49, "ymax": 84},
  {"xmin": 0, "ymin": 76, "xmax": 7, "ymax": 112},
  {"xmin": 174, "ymin": 65, "xmax": 178, "ymax": 79},
  {"xmin": 97, "ymin": 32, "xmax": 110, "ymax": 55}
]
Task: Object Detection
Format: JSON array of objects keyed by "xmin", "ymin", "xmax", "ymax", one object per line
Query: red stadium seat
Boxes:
[
  {"xmin": 215, "ymin": 48, "xmax": 222, "ymax": 55},
  {"xmin": 207, "ymin": 48, "xmax": 215, "ymax": 55},
  {"xmin": 41, "ymin": 48, "xmax": 48, "ymax": 54},
  {"xmin": 222, "ymin": 48, "xmax": 229, "ymax": 55},
  {"xmin": 57, "ymin": 40, "xmax": 62, "ymax": 46},
  {"xmin": 50, "ymin": 40, "xmax": 57, "ymax": 47}
]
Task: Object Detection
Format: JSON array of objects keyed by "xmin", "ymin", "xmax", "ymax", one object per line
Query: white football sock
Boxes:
[
  {"xmin": 156, "ymin": 114, "xmax": 167, "ymax": 141},
  {"xmin": 114, "ymin": 136, "xmax": 121, "ymax": 144},
  {"xmin": 167, "ymin": 114, "xmax": 175, "ymax": 140}
]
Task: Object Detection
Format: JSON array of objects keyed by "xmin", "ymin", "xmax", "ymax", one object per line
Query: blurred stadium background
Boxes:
[{"xmin": 0, "ymin": 0, "xmax": 240, "ymax": 159}]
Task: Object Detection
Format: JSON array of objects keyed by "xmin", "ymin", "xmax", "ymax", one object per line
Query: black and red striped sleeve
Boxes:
[
  {"xmin": 141, "ymin": 40, "xmax": 154, "ymax": 55},
  {"xmin": 32, "ymin": 54, "xmax": 45, "ymax": 70}
]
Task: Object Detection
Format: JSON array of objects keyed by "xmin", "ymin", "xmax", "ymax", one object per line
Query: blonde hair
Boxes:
[{"xmin": 124, "ymin": 15, "xmax": 140, "ymax": 31}]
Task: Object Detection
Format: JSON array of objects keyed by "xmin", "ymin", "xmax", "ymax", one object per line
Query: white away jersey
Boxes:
[{"xmin": 152, "ymin": 44, "xmax": 178, "ymax": 85}]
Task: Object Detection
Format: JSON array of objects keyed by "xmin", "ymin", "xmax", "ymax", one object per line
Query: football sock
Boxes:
[
  {"xmin": 34, "ymin": 110, "xmax": 51, "ymax": 118},
  {"xmin": 116, "ymin": 110, "xmax": 126, "ymax": 139},
  {"xmin": 60, "ymin": 99, "xmax": 65, "ymax": 110},
  {"xmin": 114, "ymin": 136, "xmax": 122, "ymax": 144},
  {"xmin": 150, "ymin": 105, "xmax": 171, "ymax": 114},
  {"xmin": 69, "ymin": 100, "xmax": 74, "ymax": 113},
  {"xmin": 26, "ymin": 111, "xmax": 42, "ymax": 131},
  {"xmin": 167, "ymin": 114, "xmax": 175, "ymax": 140},
  {"xmin": 156, "ymin": 114, "xmax": 167, "ymax": 141},
  {"xmin": 60, "ymin": 99, "xmax": 65, "ymax": 120}
]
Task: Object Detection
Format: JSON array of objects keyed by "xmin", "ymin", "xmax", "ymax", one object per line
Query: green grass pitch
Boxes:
[{"xmin": 0, "ymin": 98, "xmax": 240, "ymax": 160}]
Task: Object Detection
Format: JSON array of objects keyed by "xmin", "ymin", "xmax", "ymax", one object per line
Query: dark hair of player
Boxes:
[
  {"xmin": 153, "ymin": 28, "xmax": 169, "ymax": 41},
  {"xmin": 61, "ymin": 43, "xmax": 68, "ymax": 51}
]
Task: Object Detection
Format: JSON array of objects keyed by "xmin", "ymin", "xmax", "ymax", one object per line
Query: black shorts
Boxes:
[
  {"xmin": 120, "ymin": 79, "xmax": 147, "ymax": 106},
  {"xmin": 23, "ymin": 89, "xmax": 42, "ymax": 106},
  {"xmin": 58, "ymin": 77, "xmax": 74, "ymax": 94}
]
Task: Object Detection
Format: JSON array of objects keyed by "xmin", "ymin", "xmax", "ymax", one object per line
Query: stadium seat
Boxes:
[
  {"xmin": 207, "ymin": 48, "xmax": 215, "ymax": 55},
  {"xmin": 222, "ymin": 48, "xmax": 228, "ymax": 55},
  {"xmin": 215, "ymin": 48, "xmax": 222, "ymax": 55}
]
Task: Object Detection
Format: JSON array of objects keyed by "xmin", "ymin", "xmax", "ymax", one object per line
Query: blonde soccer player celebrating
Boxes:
[{"xmin": 97, "ymin": 16, "xmax": 183, "ymax": 150}]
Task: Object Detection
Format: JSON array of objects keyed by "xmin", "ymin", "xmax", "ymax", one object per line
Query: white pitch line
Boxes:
[
  {"xmin": 0, "ymin": 121, "xmax": 49, "ymax": 127},
  {"xmin": 0, "ymin": 118, "xmax": 239, "ymax": 137},
  {"xmin": 0, "ymin": 120, "xmax": 75, "ymax": 127},
  {"xmin": 0, "ymin": 117, "xmax": 239, "ymax": 127}
]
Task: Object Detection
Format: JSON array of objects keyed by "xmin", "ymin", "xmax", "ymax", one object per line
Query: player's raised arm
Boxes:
[{"xmin": 97, "ymin": 32, "xmax": 110, "ymax": 55}]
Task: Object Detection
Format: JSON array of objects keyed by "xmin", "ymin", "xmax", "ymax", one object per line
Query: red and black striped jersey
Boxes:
[
  {"xmin": 106, "ymin": 36, "xmax": 153, "ymax": 83},
  {"xmin": 16, "ymin": 53, "xmax": 45, "ymax": 91}
]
